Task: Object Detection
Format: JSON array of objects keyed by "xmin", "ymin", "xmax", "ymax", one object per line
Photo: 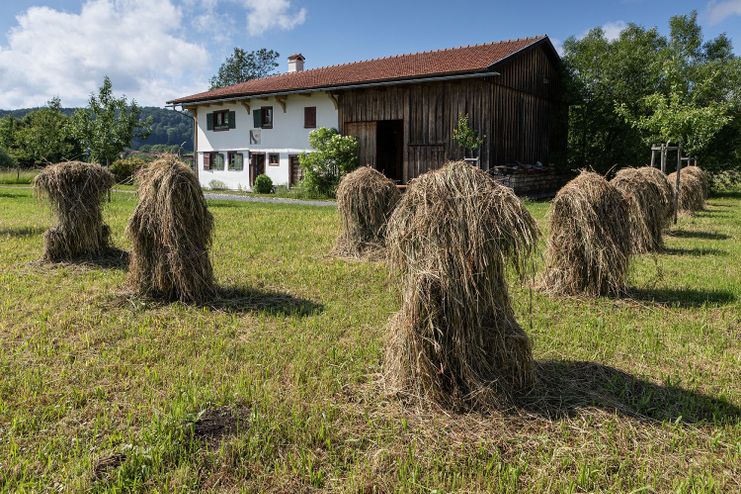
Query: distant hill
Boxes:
[{"xmin": 0, "ymin": 106, "xmax": 193, "ymax": 152}]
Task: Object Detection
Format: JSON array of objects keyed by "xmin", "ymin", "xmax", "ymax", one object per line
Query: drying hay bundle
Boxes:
[
  {"xmin": 384, "ymin": 161, "xmax": 540, "ymax": 409},
  {"xmin": 668, "ymin": 171, "xmax": 705, "ymax": 214},
  {"xmin": 635, "ymin": 166, "xmax": 674, "ymax": 227},
  {"xmin": 610, "ymin": 167, "xmax": 667, "ymax": 253},
  {"xmin": 33, "ymin": 161, "xmax": 115, "ymax": 262},
  {"xmin": 334, "ymin": 166, "xmax": 401, "ymax": 258},
  {"xmin": 681, "ymin": 166, "xmax": 709, "ymax": 199},
  {"xmin": 540, "ymin": 171, "xmax": 631, "ymax": 297},
  {"xmin": 127, "ymin": 156, "xmax": 216, "ymax": 303}
]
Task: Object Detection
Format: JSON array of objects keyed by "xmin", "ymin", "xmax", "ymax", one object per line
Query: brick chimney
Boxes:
[{"xmin": 287, "ymin": 53, "xmax": 305, "ymax": 73}]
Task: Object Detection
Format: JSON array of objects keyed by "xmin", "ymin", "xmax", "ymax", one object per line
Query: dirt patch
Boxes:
[{"xmin": 193, "ymin": 405, "xmax": 251, "ymax": 442}]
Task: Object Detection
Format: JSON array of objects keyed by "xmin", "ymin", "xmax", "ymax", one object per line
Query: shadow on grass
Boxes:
[
  {"xmin": 626, "ymin": 286, "xmax": 735, "ymax": 307},
  {"xmin": 661, "ymin": 246, "xmax": 726, "ymax": 256},
  {"xmin": 32, "ymin": 248, "xmax": 130, "ymax": 271},
  {"xmin": 518, "ymin": 360, "xmax": 741, "ymax": 424},
  {"xmin": 0, "ymin": 191, "xmax": 29, "ymax": 199},
  {"xmin": 667, "ymin": 229, "xmax": 731, "ymax": 240},
  {"xmin": 204, "ymin": 285, "xmax": 323, "ymax": 316},
  {"xmin": 207, "ymin": 202, "xmax": 242, "ymax": 208},
  {"xmin": 710, "ymin": 190, "xmax": 741, "ymax": 199},
  {"xmin": 0, "ymin": 226, "xmax": 45, "ymax": 237}
]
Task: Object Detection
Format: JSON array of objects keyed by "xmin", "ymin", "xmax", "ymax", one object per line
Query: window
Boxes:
[
  {"xmin": 268, "ymin": 153, "xmax": 280, "ymax": 166},
  {"xmin": 211, "ymin": 152, "xmax": 225, "ymax": 171},
  {"xmin": 253, "ymin": 106, "xmax": 273, "ymax": 129},
  {"xmin": 207, "ymin": 110, "xmax": 235, "ymax": 131},
  {"xmin": 203, "ymin": 152, "xmax": 211, "ymax": 170},
  {"xmin": 228, "ymin": 152, "xmax": 244, "ymax": 171},
  {"xmin": 304, "ymin": 106, "xmax": 316, "ymax": 128}
]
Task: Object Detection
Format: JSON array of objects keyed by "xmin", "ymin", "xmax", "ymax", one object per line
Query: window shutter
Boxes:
[
  {"xmin": 203, "ymin": 152, "xmax": 211, "ymax": 170},
  {"xmin": 228, "ymin": 111, "xmax": 236, "ymax": 129},
  {"xmin": 304, "ymin": 107, "xmax": 316, "ymax": 128},
  {"xmin": 253, "ymin": 109, "xmax": 262, "ymax": 128},
  {"xmin": 206, "ymin": 112, "xmax": 214, "ymax": 131}
]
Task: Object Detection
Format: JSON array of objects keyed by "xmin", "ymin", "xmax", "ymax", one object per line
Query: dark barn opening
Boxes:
[{"xmin": 377, "ymin": 120, "xmax": 404, "ymax": 183}]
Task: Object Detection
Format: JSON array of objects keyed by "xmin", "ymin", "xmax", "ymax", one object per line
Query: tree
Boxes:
[
  {"xmin": 299, "ymin": 128, "xmax": 359, "ymax": 197},
  {"xmin": 452, "ymin": 113, "xmax": 485, "ymax": 159},
  {"xmin": 210, "ymin": 48, "xmax": 280, "ymax": 89},
  {"xmin": 71, "ymin": 76, "xmax": 152, "ymax": 165}
]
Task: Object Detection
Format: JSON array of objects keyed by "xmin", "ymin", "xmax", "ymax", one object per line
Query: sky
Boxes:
[{"xmin": 0, "ymin": 0, "xmax": 739, "ymax": 109}]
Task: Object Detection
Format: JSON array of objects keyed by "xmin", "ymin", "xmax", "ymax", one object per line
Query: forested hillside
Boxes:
[{"xmin": 0, "ymin": 106, "xmax": 192, "ymax": 151}]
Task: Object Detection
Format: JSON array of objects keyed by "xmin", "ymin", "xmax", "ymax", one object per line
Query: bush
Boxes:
[
  {"xmin": 299, "ymin": 128, "xmax": 359, "ymax": 198},
  {"xmin": 253, "ymin": 174, "xmax": 273, "ymax": 194},
  {"xmin": 109, "ymin": 157, "xmax": 147, "ymax": 183},
  {"xmin": 0, "ymin": 147, "xmax": 15, "ymax": 168},
  {"xmin": 208, "ymin": 180, "xmax": 227, "ymax": 190}
]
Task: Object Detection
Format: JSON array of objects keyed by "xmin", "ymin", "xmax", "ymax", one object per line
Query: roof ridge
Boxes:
[{"xmin": 238, "ymin": 35, "xmax": 545, "ymax": 86}]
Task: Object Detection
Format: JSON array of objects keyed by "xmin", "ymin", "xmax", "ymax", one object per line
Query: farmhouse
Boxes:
[{"xmin": 168, "ymin": 35, "xmax": 565, "ymax": 191}]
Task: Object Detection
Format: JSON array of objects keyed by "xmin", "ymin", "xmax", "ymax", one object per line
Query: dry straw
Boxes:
[
  {"xmin": 127, "ymin": 155, "xmax": 216, "ymax": 303},
  {"xmin": 384, "ymin": 161, "xmax": 540, "ymax": 409},
  {"xmin": 334, "ymin": 166, "xmax": 401, "ymax": 259},
  {"xmin": 668, "ymin": 170, "xmax": 705, "ymax": 214},
  {"xmin": 33, "ymin": 161, "xmax": 115, "ymax": 262},
  {"xmin": 611, "ymin": 167, "xmax": 668, "ymax": 253},
  {"xmin": 681, "ymin": 166, "xmax": 709, "ymax": 199},
  {"xmin": 539, "ymin": 171, "xmax": 631, "ymax": 297},
  {"xmin": 635, "ymin": 166, "xmax": 674, "ymax": 227}
]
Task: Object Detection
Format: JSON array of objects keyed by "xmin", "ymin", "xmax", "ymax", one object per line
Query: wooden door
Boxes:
[
  {"xmin": 344, "ymin": 121, "xmax": 377, "ymax": 166},
  {"xmin": 250, "ymin": 153, "xmax": 266, "ymax": 186},
  {"xmin": 289, "ymin": 155, "xmax": 302, "ymax": 187}
]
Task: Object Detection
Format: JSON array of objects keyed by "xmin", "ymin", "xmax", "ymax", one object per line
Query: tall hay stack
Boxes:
[
  {"xmin": 384, "ymin": 161, "xmax": 540, "ymax": 409},
  {"xmin": 635, "ymin": 166, "xmax": 674, "ymax": 227},
  {"xmin": 681, "ymin": 166, "xmax": 710, "ymax": 199},
  {"xmin": 127, "ymin": 156, "xmax": 216, "ymax": 303},
  {"xmin": 610, "ymin": 167, "xmax": 668, "ymax": 253},
  {"xmin": 668, "ymin": 170, "xmax": 705, "ymax": 214},
  {"xmin": 334, "ymin": 166, "xmax": 401, "ymax": 258},
  {"xmin": 33, "ymin": 161, "xmax": 115, "ymax": 262},
  {"xmin": 540, "ymin": 171, "xmax": 631, "ymax": 297}
]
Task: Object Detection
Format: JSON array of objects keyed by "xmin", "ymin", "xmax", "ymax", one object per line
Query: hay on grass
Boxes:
[
  {"xmin": 33, "ymin": 161, "xmax": 115, "ymax": 262},
  {"xmin": 334, "ymin": 166, "xmax": 401, "ymax": 259},
  {"xmin": 668, "ymin": 170, "xmax": 705, "ymax": 214},
  {"xmin": 127, "ymin": 155, "xmax": 216, "ymax": 303},
  {"xmin": 681, "ymin": 166, "xmax": 709, "ymax": 199},
  {"xmin": 610, "ymin": 167, "xmax": 668, "ymax": 253},
  {"xmin": 539, "ymin": 171, "xmax": 631, "ymax": 297},
  {"xmin": 384, "ymin": 161, "xmax": 540, "ymax": 409},
  {"xmin": 635, "ymin": 166, "xmax": 674, "ymax": 228}
]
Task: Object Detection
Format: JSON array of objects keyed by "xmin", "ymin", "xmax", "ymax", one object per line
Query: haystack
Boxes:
[
  {"xmin": 635, "ymin": 166, "xmax": 674, "ymax": 227},
  {"xmin": 384, "ymin": 161, "xmax": 540, "ymax": 409},
  {"xmin": 668, "ymin": 171, "xmax": 705, "ymax": 213},
  {"xmin": 33, "ymin": 161, "xmax": 115, "ymax": 262},
  {"xmin": 334, "ymin": 166, "xmax": 401, "ymax": 258},
  {"xmin": 539, "ymin": 171, "xmax": 631, "ymax": 297},
  {"xmin": 681, "ymin": 166, "xmax": 709, "ymax": 199},
  {"xmin": 127, "ymin": 156, "xmax": 216, "ymax": 303},
  {"xmin": 611, "ymin": 167, "xmax": 667, "ymax": 253}
]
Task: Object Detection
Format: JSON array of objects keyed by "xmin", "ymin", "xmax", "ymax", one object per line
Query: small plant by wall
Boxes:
[{"xmin": 253, "ymin": 174, "xmax": 273, "ymax": 194}]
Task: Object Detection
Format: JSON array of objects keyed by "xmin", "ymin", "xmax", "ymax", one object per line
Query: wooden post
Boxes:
[
  {"xmin": 660, "ymin": 143, "xmax": 667, "ymax": 173},
  {"xmin": 650, "ymin": 147, "xmax": 656, "ymax": 168},
  {"xmin": 673, "ymin": 144, "xmax": 681, "ymax": 225}
]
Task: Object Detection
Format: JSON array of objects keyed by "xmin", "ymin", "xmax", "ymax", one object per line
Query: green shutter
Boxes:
[
  {"xmin": 228, "ymin": 111, "xmax": 236, "ymax": 129},
  {"xmin": 206, "ymin": 112, "xmax": 214, "ymax": 130},
  {"xmin": 253, "ymin": 109, "xmax": 262, "ymax": 128}
]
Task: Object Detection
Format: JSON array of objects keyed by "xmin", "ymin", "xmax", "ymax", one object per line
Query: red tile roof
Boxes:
[{"xmin": 169, "ymin": 36, "xmax": 550, "ymax": 105}]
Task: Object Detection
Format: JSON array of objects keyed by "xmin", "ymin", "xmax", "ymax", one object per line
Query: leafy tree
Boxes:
[
  {"xmin": 71, "ymin": 76, "xmax": 152, "ymax": 165},
  {"xmin": 452, "ymin": 113, "xmax": 485, "ymax": 159},
  {"xmin": 299, "ymin": 128, "xmax": 359, "ymax": 198},
  {"xmin": 0, "ymin": 146, "xmax": 14, "ymax": 168},
  {"xmin": 210, "ymin": 48, "xmax": 280, "ymax": 89}
]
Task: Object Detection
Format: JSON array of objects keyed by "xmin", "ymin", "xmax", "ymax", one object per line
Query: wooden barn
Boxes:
[{"xmin": 169, "ymin": 35, "xmax": 566, "ymax": 190}]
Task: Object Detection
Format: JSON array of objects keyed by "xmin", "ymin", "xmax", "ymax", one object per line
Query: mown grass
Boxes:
[{"xmin": 0, "ymin": 187, "xmax": 739, "ymax": 493}]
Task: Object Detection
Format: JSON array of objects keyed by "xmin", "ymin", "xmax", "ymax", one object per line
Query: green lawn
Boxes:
[{"xmin": 0, "ymin": 188, "xmax": 739, "ymax": 493}]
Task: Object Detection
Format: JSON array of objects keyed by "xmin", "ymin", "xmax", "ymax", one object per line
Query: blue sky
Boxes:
[{"xmin": 0, "ymin": 0, "xmax": 739, "ymax": 109}]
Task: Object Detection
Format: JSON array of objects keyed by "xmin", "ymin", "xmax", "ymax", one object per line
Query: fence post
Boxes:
[{"xmin": 673, "ymin": 144, "xmax": 681, "ymax": 225}]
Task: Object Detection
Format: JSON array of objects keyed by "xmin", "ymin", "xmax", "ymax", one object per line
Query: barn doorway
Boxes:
[
  {"xmin": 376, "ymin": 120, "xmax": 404, "ymax": 183},
  {"xmin": 250, "ymin": 153, "xmax": 265, "ymax": 187}
]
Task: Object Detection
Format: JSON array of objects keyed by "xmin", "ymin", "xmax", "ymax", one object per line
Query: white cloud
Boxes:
[
  {"xmin": 706, "ymin": 0, "xmax": 741, "ymax": 25},
  {"xmin": 0, "ymin": 0, "xmax": 209, "ymax": 109},
  {"xmin": 550, "ymin": 37, "xmax": 564, "ymax": 56},
  {"xmin": 243, "ymin": 0, "xmax": 307, "ymax": 36},
  {"xmin": 578, "ymin": 21, "xmax": 628, "ymax": 42}
]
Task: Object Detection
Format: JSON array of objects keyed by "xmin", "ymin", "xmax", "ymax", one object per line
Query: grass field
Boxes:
[
  {"xmin": 0, "ymin": 169, "xmax": 38, "ymax": 185},
  {"xmin": 0, "ymin": 186, "xmax": 739, "ymax": 493}
]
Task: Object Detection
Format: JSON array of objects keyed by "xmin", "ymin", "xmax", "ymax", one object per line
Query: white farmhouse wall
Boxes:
[{"xmin": 195, "ymin": 92, "xmax": 338, "ymax": 190}]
